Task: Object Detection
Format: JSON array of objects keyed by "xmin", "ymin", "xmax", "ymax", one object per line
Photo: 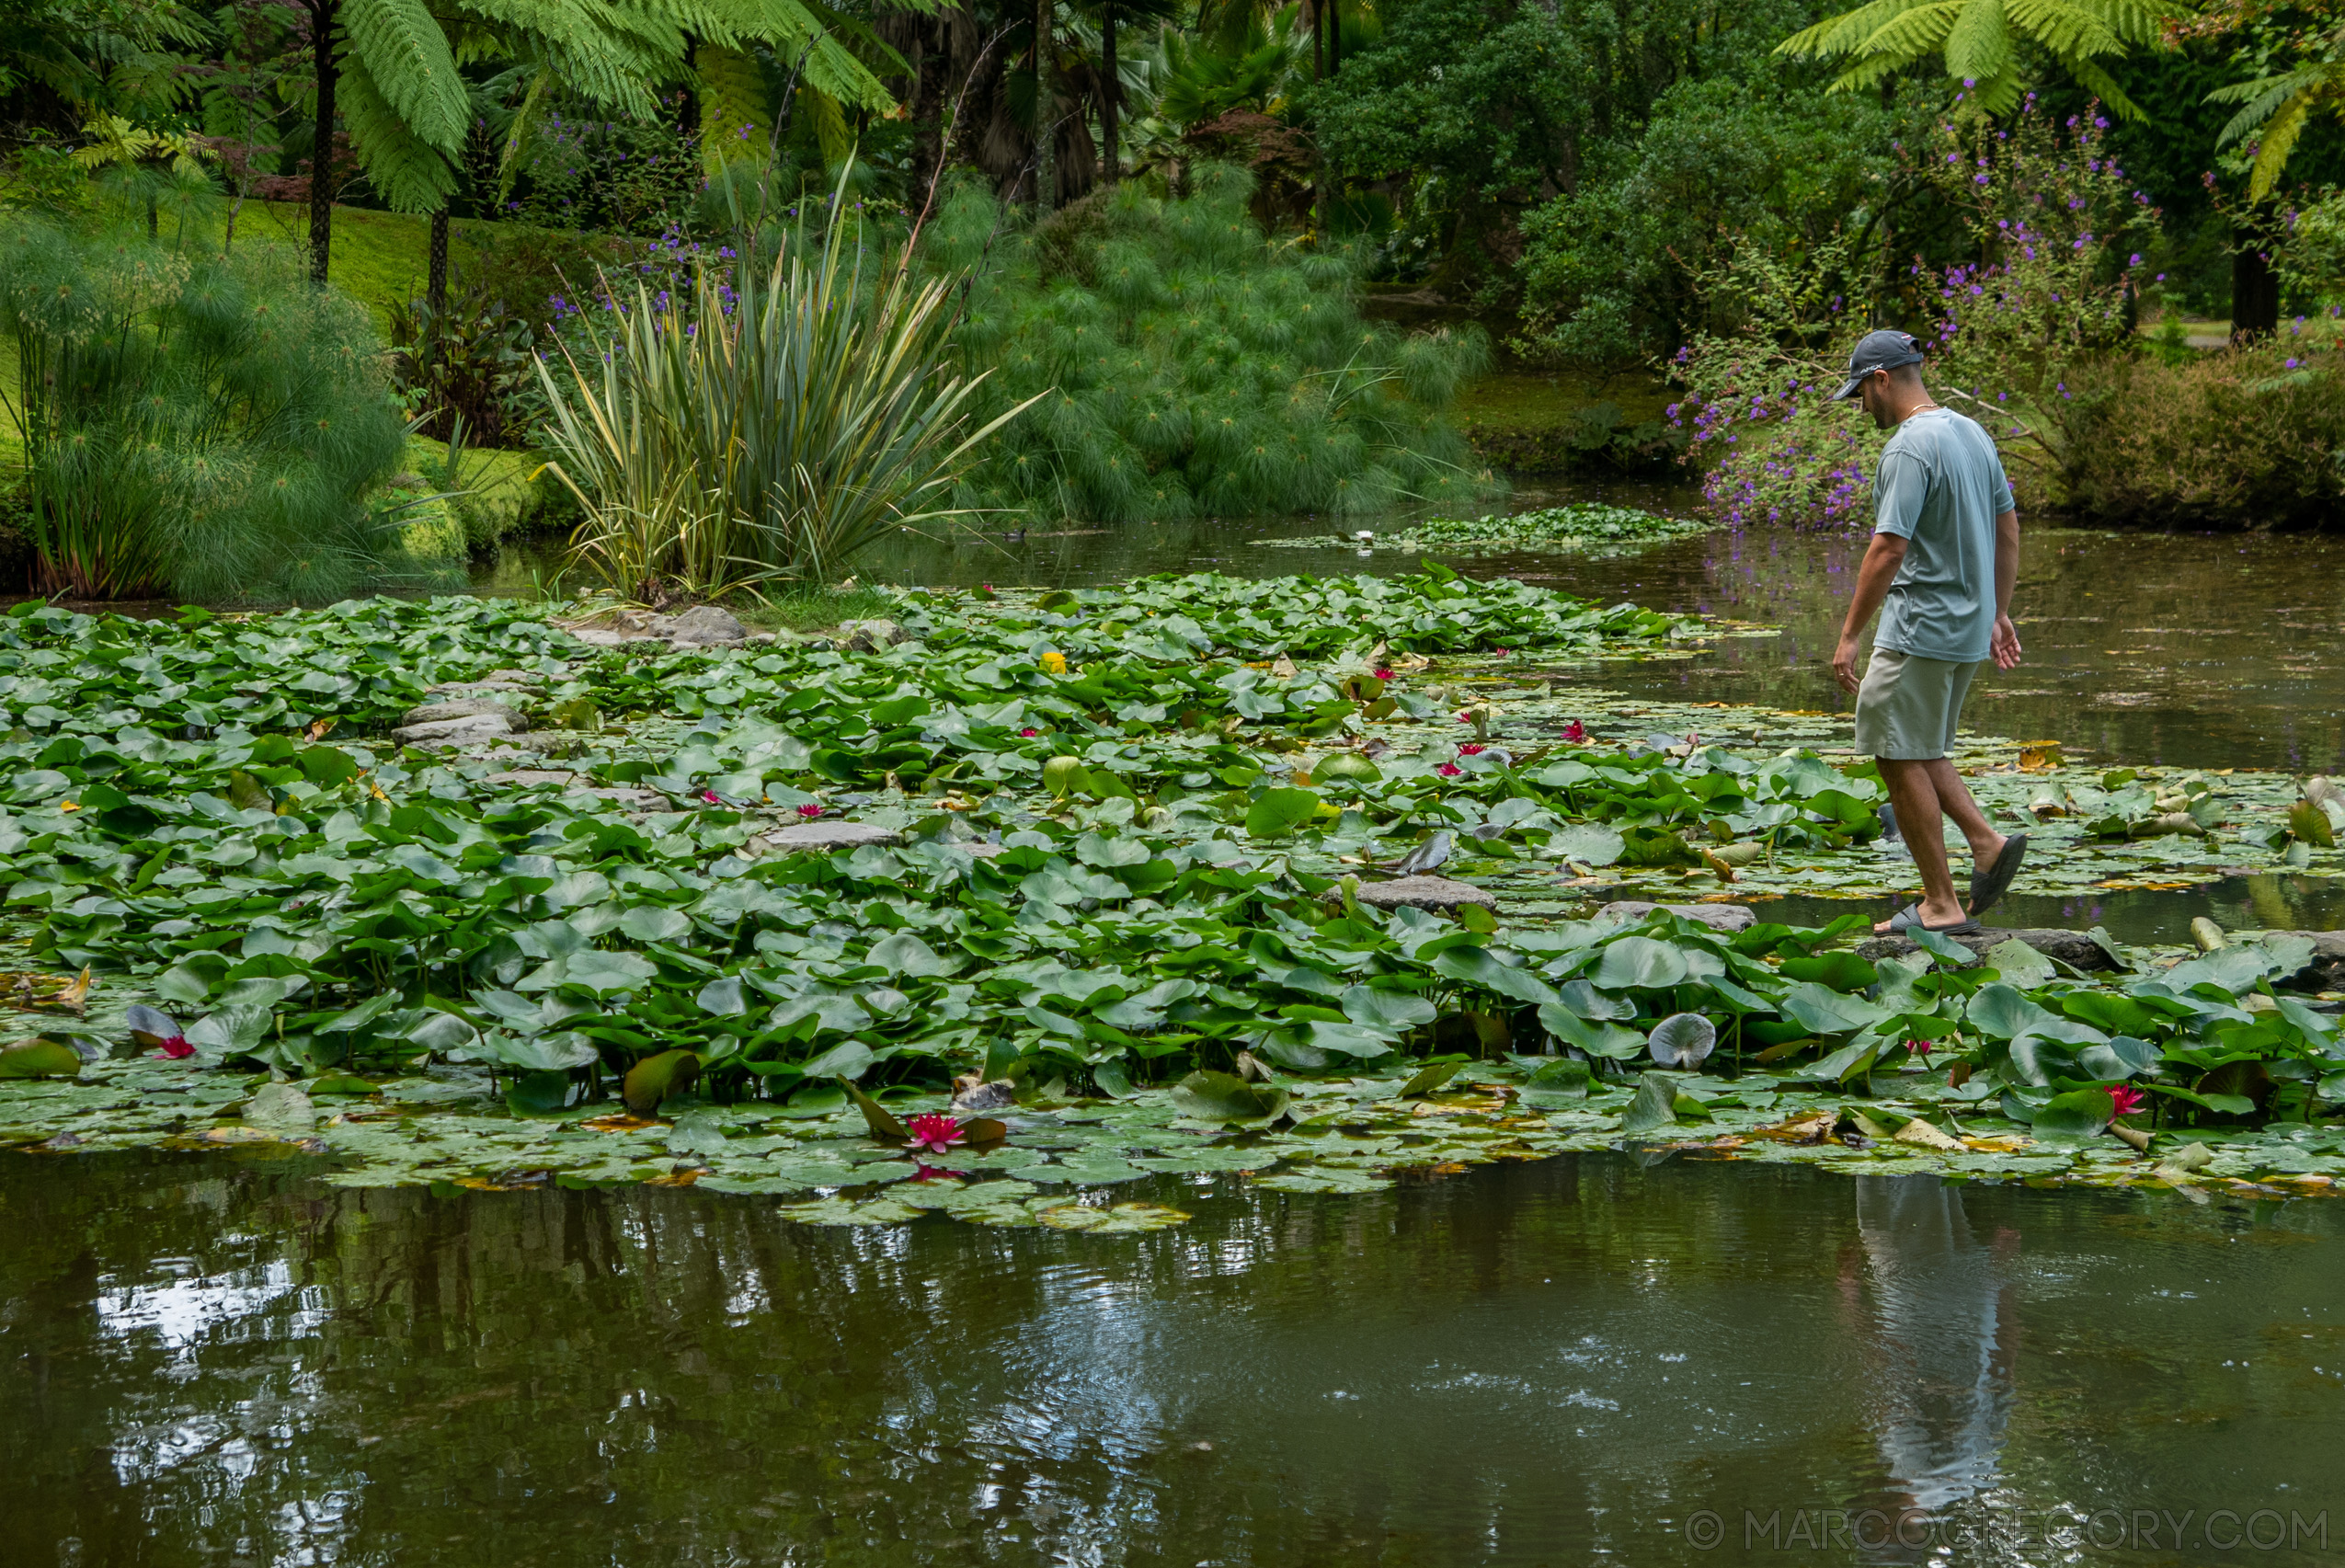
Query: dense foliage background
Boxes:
[{"xmin": 6, "ymin": 0, "xmax": 2345, "ymax": 597}]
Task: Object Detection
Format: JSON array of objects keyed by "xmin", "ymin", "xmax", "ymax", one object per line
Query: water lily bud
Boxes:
[{"xmin": 1043, "ymin": 755, "xmax": 1083, "ymax": 796}]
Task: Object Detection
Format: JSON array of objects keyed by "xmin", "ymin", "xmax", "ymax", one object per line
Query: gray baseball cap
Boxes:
[{"xmin": 1828, "ymin": 329, "xmax": 1926, "ymax": 400}]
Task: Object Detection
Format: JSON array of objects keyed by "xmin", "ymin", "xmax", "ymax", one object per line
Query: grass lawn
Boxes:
[{"xmin": 159, "ymin": 199, "xmax": 539, "ymax": 332}]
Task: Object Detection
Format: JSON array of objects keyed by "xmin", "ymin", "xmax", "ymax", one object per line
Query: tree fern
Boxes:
[
  {"xmin": 2210, "ymin": 63, "xmax": 2345, "ymax": 200},
  {"xmin": 1775, "ymin": 0, "xmax": 2179, "ymax": 119},
  {"xmin": 341, "ymin": 0, "xmax": 471, "ymax": 161}
]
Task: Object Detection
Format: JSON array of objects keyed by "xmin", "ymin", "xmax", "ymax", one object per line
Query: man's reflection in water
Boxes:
[{"xmin": 1852, "ymin": 1174, "xmax": 2019, "ymax": 1514}]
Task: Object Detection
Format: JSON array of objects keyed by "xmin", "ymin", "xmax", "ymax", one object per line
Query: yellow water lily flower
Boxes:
[{"xmin": 1038, "ymin": 650, "xmax": 1068, "ymax": 674}]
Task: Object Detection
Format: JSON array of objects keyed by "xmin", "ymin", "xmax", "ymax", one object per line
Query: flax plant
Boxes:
[{"xmin": 538, "ymin": 181, "xmax": 1041, "ymax": 599}]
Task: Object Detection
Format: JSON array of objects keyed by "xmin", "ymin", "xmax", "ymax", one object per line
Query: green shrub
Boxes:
[
  {"xmin": 0, "ymin": 218, "xmax": 459, "ymax": 601},
  {"xmin": 921, "ymin": 166, "xmax": 1498, "ymax": 522},
  {"xmin": 2059, "ymin": 347, "xmax": 2345, "ymax": 526}
]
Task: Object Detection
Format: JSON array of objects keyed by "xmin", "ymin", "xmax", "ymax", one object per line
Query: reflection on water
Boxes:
[
  {"xmin": 1855, "ymin": 1177, "xmax": 2012, "ymax": 1517},
  {"xmin": 6, "ymin": 1150, "xmax": 2339, "ymax": 1565}
]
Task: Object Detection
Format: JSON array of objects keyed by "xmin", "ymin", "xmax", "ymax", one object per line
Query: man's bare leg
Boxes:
[
  {"xmin": 1923, "ymin": 758, "xmax": 2007, "ymax": 885},
  {"xmin": 1875, "ymin": 760, "xmax": 1965, "ymax": 932}
]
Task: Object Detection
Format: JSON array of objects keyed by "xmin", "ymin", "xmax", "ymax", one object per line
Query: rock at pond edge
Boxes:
[
  {"xmin": 1344, "ymin": 876, "xmax": 1496, "ymax": 913},
  {"xmin": 1859, "ymin": 927, "xmax": 2120, "ymax": 971},
  {"xmin": 748, "ymin": 820, "xmax": 905, "ymax": 854}
]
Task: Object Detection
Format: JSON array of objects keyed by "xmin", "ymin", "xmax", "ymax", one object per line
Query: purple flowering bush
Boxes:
[{"xmin": 1668, "ymin": 103, "xmax": 2160, "ymax": 525}]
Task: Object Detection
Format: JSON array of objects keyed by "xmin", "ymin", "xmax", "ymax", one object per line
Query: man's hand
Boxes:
[
  {"xmin": 1990, "ymin": 614, "xmax": 2022, "ymax": 670},
  {"xmin": 1833, "ymin": 634, "xmax": 1865, "ymax": 694}
]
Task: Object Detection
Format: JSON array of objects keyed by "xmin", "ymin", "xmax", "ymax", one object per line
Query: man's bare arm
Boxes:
[
  {"xmin": 1831, "ymin": 533, "xmax": 1908, "ymax": 692},
  {"xmin": 1990, "ymin": 508, "xmax": 2021, "ymax": 670}
]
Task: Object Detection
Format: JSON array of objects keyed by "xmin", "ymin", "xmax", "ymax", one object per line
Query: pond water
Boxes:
[
  {"xmin": 480, "ymin": 487, "xmax": 2345, "ymax": 778},
  {"xmin": 6, "ymin": 1150, "xmax": 2339, "ymax": 1566}
]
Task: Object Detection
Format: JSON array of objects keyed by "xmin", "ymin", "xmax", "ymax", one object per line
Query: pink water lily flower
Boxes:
[
  {"xmin": 1458, "ymin": 743, "xmax": 1484, "ymax": 756},
  {"xmin": 1435, "ymin": 761, "xmax": 1463, "ymax": 777},
  {"xmin": 796, "ymin": 803, "xmax": 825, "ymax": 819},
  {"xmin": 2109, "ymin": 1084, "xmax": 2146, "ymax": 1117},
  {"xmin": 906, "ymin": 1113, "xmax": 967, "ymax": 1154},
  {"xmin": 1373, "ymin": 666, "xmax": 1394, "ymax": 681},
  {"xmin": 699, "ymin": 789, "xmax": 720, "ymax": 804},
  {"xmin": 1561, "ymin": 719, "xmax": 1587, "ymax": 743},
  {"xmin": 155, "ymin": 1035, "xmax": 194, "ymax": 1060},
  {"xmin": 1019, "ymin": 727, "xmax": 1040, "ymax": 738}
]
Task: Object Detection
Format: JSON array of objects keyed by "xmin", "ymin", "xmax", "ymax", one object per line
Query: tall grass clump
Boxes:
[
  {"xmin": 921, "ymin": 165, "xmax": 1497, "ymax": 522},
  {"xmin": 538, "ymin": 188, "xmax": 1035, "ymax": 599},
  {"xmin": 0, "ymin": 218, "xmax": 442, "ymax": 601}
]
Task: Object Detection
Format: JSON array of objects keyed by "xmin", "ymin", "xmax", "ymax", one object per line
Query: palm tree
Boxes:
[
  {"xmin": 1774, "ymin": 0, "xmax": 2179, "ymax": 119},
  {"xmin": 1077, "ymin": 0, "xmax": 1184, "ymax": 183}
]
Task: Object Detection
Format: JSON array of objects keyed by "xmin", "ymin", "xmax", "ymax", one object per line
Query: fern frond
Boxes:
[
  {"xmin": 1942, "ymin": 0, "xmax": 2010, "ymax": 84},
  {"xmin": 1999, "ymin": 0, "xmax": 2122, "ymax": 61},
  {"xmin": 2249, "ymin": 92, "xmax": 2318, "ymax": 200},
  {"xmin": 339, "ymin": 0, "xmax": 469, "ymax": 156},
  {"xmin": 497, "ymin": 65, "xmax": 556, "ymax": 199},
  {"xmin": 2213, "ymin": 67, "xmax": 2334, "ymax": 142},
  {"xmin": 337, "ymin": 55, "xmax": 461, "ymax": 212},
  {"xmin": 2065, "ymin": 55, "xmax": 2145, "ymax": 119},
  {"xmin": 797, "ymin": 83, "xmax": 852, "ymax": 166},
  {"xmin": 696, "ymin": 42, "xmax": 772, "ymax": 166},
  {"xmin": 1854, "ymin": 3, "xmax": 1965, "ymax": 69},
  {"xmin": 1778, "ymin": 0, "xmax": 1937, "ymax": 59},
  {"xmin": 673, "ymin": 0, "xmax": 896, "ymax": 111}
]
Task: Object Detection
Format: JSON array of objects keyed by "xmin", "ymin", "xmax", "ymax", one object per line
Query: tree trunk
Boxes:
[
  {"xmin": 427, "ymin": 206, "xmax": 451, "ymax": 318},
  {"xmin": 1329, "ymin": 0, "xmax": 1341, "ymax": 75},
  {"xmin": 308, "ymin": 0, "xmax": 337, "ymax": 284},
  {"xmin": 1101, "ymin": 8, "xmax": 1118, "ymax": 186},
  {"xmin": 2232, "ymin": 231, "xmax": 2281, "ymax": 344},
  {"xmin": 1034, "ymin": 0, "xmax": 1055, "ymax": 212},
  {"xmin": 909, "ymin": 18, "xmax": 950, "ymax": 212},
  {"xmin": 1310, "ymin": 1, "xmax": 1324, "ymax": 227}
]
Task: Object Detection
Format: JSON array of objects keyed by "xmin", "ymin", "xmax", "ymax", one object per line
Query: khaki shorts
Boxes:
[{"xmin": 1854, "ymin": 648, "xmax": 1982, "ymax": 761}]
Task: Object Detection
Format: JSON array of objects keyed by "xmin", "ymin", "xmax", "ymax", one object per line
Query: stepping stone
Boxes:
[
  {"xmin": 664, "ymin": 605, "xmax": 749, "ymax": 646},
  {"xmin": 562, "ymin": 604, "xmax": 751, "ymax": 649},
  {"xmin": 1596, "ymin": 900, "xmax": 1757, "ymax": 933},
  {"xmin": 748, "ymin": 820, "xmax": 904, "ymax": 855},
  {"xmin": 2257, "ymin": 931, "xmax": 2345, "ymax": 989},
  {"xmin": 393, "ymin": 710, "xmax": 519, "ymax": 745},
  {"xmin": 1346, "ymin": 875, "xmax": 1495, "ymax": 913},
  {"xmin": 401, "ymin": 696, "xmax": 522, "ymax": 727},
  {"xmin": 1859, "ymin": 927, "xmax": 2121, "ymax": 971},
  {"xmin": 565, "ymin": 786, "xmax": 666, "ymax": 811},
  {"xmin": 838, "ymin": 618, "xmax": 909, "ymax": 650}
]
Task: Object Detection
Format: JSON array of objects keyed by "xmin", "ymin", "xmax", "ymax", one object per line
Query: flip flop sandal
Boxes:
[
  {"xmin": 1967, "ymin": 834, "xmax": 2029, "ymax": 920},
  {"xmin": 1883, "ymin": 903, "xmax": 1983, "ymax": 935}
]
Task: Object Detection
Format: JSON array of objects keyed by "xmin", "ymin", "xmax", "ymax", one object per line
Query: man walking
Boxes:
[{"xmin": 1827, "ymin": 330, "xmax": 2027, "ymax": 935}]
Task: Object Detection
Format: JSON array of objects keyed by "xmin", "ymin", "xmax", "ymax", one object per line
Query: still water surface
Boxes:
[
  {"xmin": 481, "ymin": 487, "xmax": 2345, "ymax": 777},
  {"xmin": 5, "ymin": 1150, "xmax": 2339, "ymax": 1566}
]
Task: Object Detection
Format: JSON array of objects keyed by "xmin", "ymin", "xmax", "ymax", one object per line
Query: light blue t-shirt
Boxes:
[{"xmin": 1871, "ymin": 407, "xmax": 2016, "ymax": 663}]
